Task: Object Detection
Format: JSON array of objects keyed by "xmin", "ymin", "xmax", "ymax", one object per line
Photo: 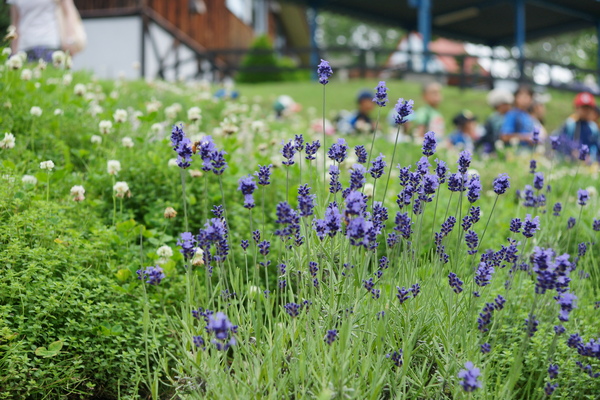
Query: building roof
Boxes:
[{"xmin": 282, "ymin": 0, "xmax": 600, "ymax": 46}]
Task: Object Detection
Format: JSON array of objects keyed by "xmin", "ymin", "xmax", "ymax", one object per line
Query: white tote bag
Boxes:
[{"xmin": 55, "ymin": 0, "xmax": 87, "ymax": 55}]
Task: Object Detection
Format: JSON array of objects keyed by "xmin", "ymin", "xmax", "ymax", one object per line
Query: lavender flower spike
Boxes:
[
  {"xmin": 317, "ymin": 59, "xmax": 333, "ymax": 85},
  {"xmin": 422, "ymin": 131, "xmax": 437, "ymax": 157},
  {"xmin": 493, "ymin": 173, "xmax": 510, "ymax": 195},
  {"xmin": 577, "ymin": 189, "xmax": 589, "ymax": 206},
  {"xmin": 458, "ymin": 362, "xmax": 482, "ymax": 392},
  {"xmin": 373, "ymin": 81, "xmax": 388, "ymax": 107},
  {"xmin": 393, "ymin": 98, "xmax": 414, "ymax": 125}
]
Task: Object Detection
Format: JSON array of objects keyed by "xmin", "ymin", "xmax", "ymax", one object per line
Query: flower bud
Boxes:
[{"xmin": 164, "ymin": 207, "xmax": 177, "ymax": 219}]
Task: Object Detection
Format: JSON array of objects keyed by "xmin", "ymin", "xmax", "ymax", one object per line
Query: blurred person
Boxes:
[
  {"xmin": 555, "ymin": 92, "xmax": 599, "ymax": 161},
  {"xmin": 273, "ymin": 95, "xmax": 301, "ymax": 119},
  {"xmin": 529, "ymin": 92, "xmax": 549, "ymax": 140},
  {"xmin": 448, "ymin": 110, "xmax": 478, "ymax": 151},
  {"xmin": 410, "ymin": 81, "xmax": 445, "ymax": 138},
  {"xmin": 9, "ymin": 0, "xmax": 82, "ymax": 62},
  {"xmin": 499, "ymin": 85, "xmax": 535, "ymax": 146},
  {"xmin": 337, "ymin": 90, "xmax": 375, "ymax": 134},
  {"xmin": 476, "ymin": 88, "xmax": 514, "ymax": 153}
]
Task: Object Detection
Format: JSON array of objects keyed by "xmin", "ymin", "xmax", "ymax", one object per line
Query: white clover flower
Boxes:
[
  {"xmin": 113, "ymin": 181, "xmax": 130, "ymax": 198},
  {"xmin": 107, "ymin": 160, "xmax": 121, "ymax": 175},
  {"xmin": 157, "ymin": 245, "xmax": 173, "ymax": 258},
  {"xmin": 113, "ymin": 109, "xmax": 128, "ymax": 123},
  {"xmin": 22, "ymin": 175, "xmax": 37, "ymax": 185},
  {"xmin": 251, "ymin": 120, "xmax": 266, "ymax": 133},
  {"xmin": 168, "ymin": 158, "xmax": 178, "ymax": 167},
  {"xmin": 30, "ymin": 106, "xmax": 42, "ymax": 117},
  {"xmin": 54, "ymin": 108, "xmax": 63, "ymax": 116},
  {"xmin": 91, "ymin": 135, "xmax": 102, "ymax": 144},
  {"xmin": 62, "ymin": 73, "xmax": 72, "ymax": 86},
  {"xmin": 16, "ymin": 51, "xmax": 27, "ymax": 63},
  {"xmin": 2, "ymin": 174, "xmax": 15, "ymax": 184},
  {"xmin": 52, "ymin": 50, "xmax": 66, "ymax": 67},
  {"xmin": 40, "ymin": 160, "xmax": 55, "ymax": 170},
  {"xmin": 586, "ymin": 186, "xmax": 597, "ymax": 198},
  {"xmin": 0, "ymin": 132, "xmax": 15, "ymax": 149},
  {"xmin": 146, "ymin": 99, "xmax": 161, "ymax": 113},
  {"xmin": 65, "ymin": 55, "xmax": 73, "ymax": 70},
  {"xmin": 70, "ymin": 185, "xmax": 85, "ymax": 202},
  {"xmin": 187, "ymin": 106, "xmax": 202, "ymax": 121},
  {"xmin": 110, "ymin": 90, "xmax": 119, "ymax": 99},
  {"xmin": 191, "ymin": 247, "xmax": 205, "ymax": 266},
  {"xmin": 6, "ymin": 56, "xmax": 22, "ymax": 70},
  {"xmin": 132, "ymin": 61, "xmax": 141, "ymax": 70},
  {"xmin": 121, "ymin": 137, "xmax": 134, "ymax": 148},
  {"xmin": 34, "ymin": 82, "xmax": 40, "ymax": 89},
  {"xmin": 33, "ymin": 69, "xmax": 41, "ymax": 79},
  {"xmin": 1, "ymin": 48, "xmax": 11, "ymax": 57},
  {"xmin": 99, "ymin": 120, "xmax": 113, "ymax": 134},
  {"xmin": 73, "ymin": 83, "xmax": 86, "ymax": 96},
  {"xmin": 164, "ymin": 105, "xmax": 178, "ymax": 120},
  {"xmin": 151, "ymin": 123, "xmax": 163, "ymax": 134},
  {"xmin": 189, "ymin": 169, "xmax": 203, "ymax": 178},
  {"xmin": 20, "ymin": 68, "xmax": 32, "ymax": 81},
  {"xmin": 220, "ymin": 118, "xmax": 238, "ymax": 135},
  {"xmin": 36, "ymin": 59, "xmax": 47, "ymax": 71},
  {"xmin": 163, "ymin": 207, "xmax": 177, "ymax": 218}
]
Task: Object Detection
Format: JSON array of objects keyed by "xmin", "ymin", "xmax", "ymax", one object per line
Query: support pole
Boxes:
[
  {"xmin": 514, "ymin": 0, "xmax": 526, "ymax": 80},
  {"xmin": 308, "ymin": 4, "xmax": 319, "ymax": 81},
  {"xmin": 596, "ymin": 19, "xmax": 600, "ymax": 85},
  {"xmin": 417, "ymin": 0, "xmax": 431, "ymax": 73}
]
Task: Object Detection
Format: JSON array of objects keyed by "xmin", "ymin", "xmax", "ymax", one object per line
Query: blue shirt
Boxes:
[{"xmin": 500, "ymin": 109, "xmax": 534, "ymax": 135}]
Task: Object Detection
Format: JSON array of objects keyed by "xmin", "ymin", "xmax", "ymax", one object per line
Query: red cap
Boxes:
[{"xmin": 574, "ymin": 92, "xmax": 596, "ymax": 107}]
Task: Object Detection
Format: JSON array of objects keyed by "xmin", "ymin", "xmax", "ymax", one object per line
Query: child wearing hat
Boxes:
[
  {"xmin": 476, "ymin": 89, "xmax": 514, "ymax": 153},
  {"xmin": 449, "ymin": 110, "xmax": 478, "ymax": 151},
  {"xmin": 555, "ymin": 92, "xmax": 599, "ymax": 161}
]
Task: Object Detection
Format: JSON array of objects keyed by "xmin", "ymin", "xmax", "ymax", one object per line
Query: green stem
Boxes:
[
  {"xmin": 366, "ymin": 107, "xmax": 381, "ymax": 168},
  {"xmin": 381, "ymin": 126, "xmax": 401, "ymax": 205},
  {"xmin": 180, "ymin": 169, "xmax": 189, "ymax": 232}
]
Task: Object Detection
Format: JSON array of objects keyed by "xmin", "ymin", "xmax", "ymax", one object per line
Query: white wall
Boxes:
[{"xmin": 73, "ymin": 17, "xmax": 203, "ymax": 81}]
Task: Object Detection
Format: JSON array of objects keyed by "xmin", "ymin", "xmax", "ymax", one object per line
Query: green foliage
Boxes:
[{"xmin": 236, "ymin": 35, "xmax": 309, "ymax": 83}]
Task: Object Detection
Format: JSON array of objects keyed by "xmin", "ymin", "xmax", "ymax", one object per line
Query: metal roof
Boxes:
[{"xmin": 282, "ymin": 0, "xmax": 600, "ymax": 46}]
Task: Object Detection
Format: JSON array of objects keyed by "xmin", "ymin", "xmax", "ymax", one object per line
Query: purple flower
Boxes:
[
  {"xmin": 328, "ymin": 165, "xmax": 342, "ymax": 194},
  {"xmin": 493, "ymin": 173, "xmax": 510, "ymax": 195},
  {"xmin": 373, "ymin": 81, "xmax": 388, "ymax": 107},
  {"xmin": 369, "ymin": 154, "xmax": 386, "ymax": 179},
  {"xmin": 548, "ymin": 364, "xmax": 559, "ymax": 380},
  {"xmin": 525, "ymin": 314, "xmax": 539, "ymax": 337},
  {"xmin": 567, "ymin": 217, "xmax": 576, "ymax": 229},
  {"xmin": 410, "ymin": 283, "xmax": 420, "ymax": 297},
  {"xmin": 345, "ymin": 190, "xmax": 367, "ymax": 217},
  {"xmin": 557, "ymin": 292, "xmax": 577, "ymax": 322},
  {"xmin": 386, "ymin": 349, "xmax": 403, "ymax": 367},
  {"xmin": 281, "ymin": 140, "xmax": 296, "ymax": 166},
  {"xmin": 474, "ymin": 261, "xmax": 494, "ymax": 286},
  {"xmin": 578, "ymin": 242, "xmax": 587, "ymax": 257},
  {"xmin": 284, "ymin": 303, "xmax": 301, "ymax": 318},
  {"xmin": 529, "ymin": 159, "xmax": 537, "ymax": 174},
  {"xmin": 170, "ymin": 124, "xmax": 193, "ymax": 169},
  {"xmin": 550, "ymin": 136, "xmax": 560, "ymax": 150},
  {"xmin": 393, "ymin": 98, "xmax": 414, "ymax": 125},
  {"xmin": 324, "ymin": 329, "xmax": 338, "ymax": 345},
  {"xmin": 237, "ymin": 175, "xmax": 257, "ymax": 209},
  {"xmin": 466, "ymin": 174, "xmax": 481, "ymax": 203},
  {"xmin": 448, "ymin": 173, "xmax": 465, "ymax": 192},
  {"xmin": 305, "ymin": 140, "xmax": 320, "ymax": 161},
  {"xmin": 206, "ymin": 312, "xmax": 237, "ymax": 351},
  {"xmin": 195, "ymin": 136, "xmax": 217, "ymax": 172},
  {"xmin": 480, "ymin": 343, "xmax": 491, "ymax": 354},
  {"xmin": 297, "ymin": 184, "xmax": 316, "ymax": 217},
  {"xmin": 349, "ymin": 164, "xmax": 367, "ymax": 190},
  {"xmin": 458, "ymin": 362, "xmax": 482, "ymax": 392},
  {"xmin": 422, "ymin": 131, "xmax": 437, "ymax": 157},
  {"xmin": 533, "ymin": 172, "xmax": 544, "ymax": 191},
  {"xmin": 394, "ymin": 212, "xmax": 413, "ymax": 240},
  {"xmin": 422, "ymin": 174, "xmax": 439, "ymax": 196},
  {"xmin": 255, "ymin": 164, "xmax": 272, "ymax": 186},
  {"xmin": 258, "ymin": 240, "xmax": 270, "ymax": 256},
  {"xmin": 448, "ymin": 272, "xmax": 464, "ymax": 294},
  {"xmin": 554, "ymin": 325, "xmax": 565, "ymax": 335},
  {"xmin": 210, "ymin": 150, "xmax": 228, "ymax": 175},
  {"xmin": 328, "ymin": 138, "xmax": 348, "ymax": 163},
  {"xmin": 240, "ymin": 240, "xmax": 249, "ymax": 251},
  {"xmin": 532, "ymin": 126, "xmax": 540, "ymax": 144},
  {"xmin": 136, "ymin": 265, "xmax": 165, "ymax": 285},
  {"xmin": 553, "ymin": 202, "xmax": 562, "ymax": 216},
  {"xmin": 317, "ymin": 59, "xmax": 333, "ymax": 85},
  {"xmin": 435, "ymin": 159, "xmax": 447, "ymax": 183},
  {"xmin": 178, "ymin": 232, "xmax": 197, "ymax": 260},
  {"xmin": 593, "ymin": 219, "xmax": 600, "ymax": 231},
  {"xmin": 193, "ymin": 335, "xmax": 205, "ymax": 349},
  {"xmin": 544, "ymin": 383, "xmax": 558, "ymax": 396},
  {"xmin": 396, "ymin": 286, "xmax": 411, "ymax": 304},
  {"xmin": 522, "ymin": 214, "xmax": 540, "ymax": 238},
  {"xmin": 293, "ymin": 134, "xmax": 304, "ymax": 152},
  {"xmin": 355, "ymin": 145, "xmax": 368, "ymax": 163},
  {"xmin": 577, "ymin": 189, "xmax": 589, "ymax": 206},
  {"xmin": 579, "ymin": 144, "xmax": 589, "ymax": 161},
  {"xmin": 510, "ymin": 218, "xmax": 522, "ymax": 233},
  {"xmin": 457, "ymin": 150, "xmax": 471, "ymax": 174}
]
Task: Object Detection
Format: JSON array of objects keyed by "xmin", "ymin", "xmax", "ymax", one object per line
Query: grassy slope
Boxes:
[{"xmin": 237, "ymin": 79, "xmax": 575, "ymax": 133}]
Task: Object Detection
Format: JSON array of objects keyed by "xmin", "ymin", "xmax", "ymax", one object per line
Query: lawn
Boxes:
[{"xmin": 1, "ymin": 51, "xmax": 599, "ymax": 400}]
